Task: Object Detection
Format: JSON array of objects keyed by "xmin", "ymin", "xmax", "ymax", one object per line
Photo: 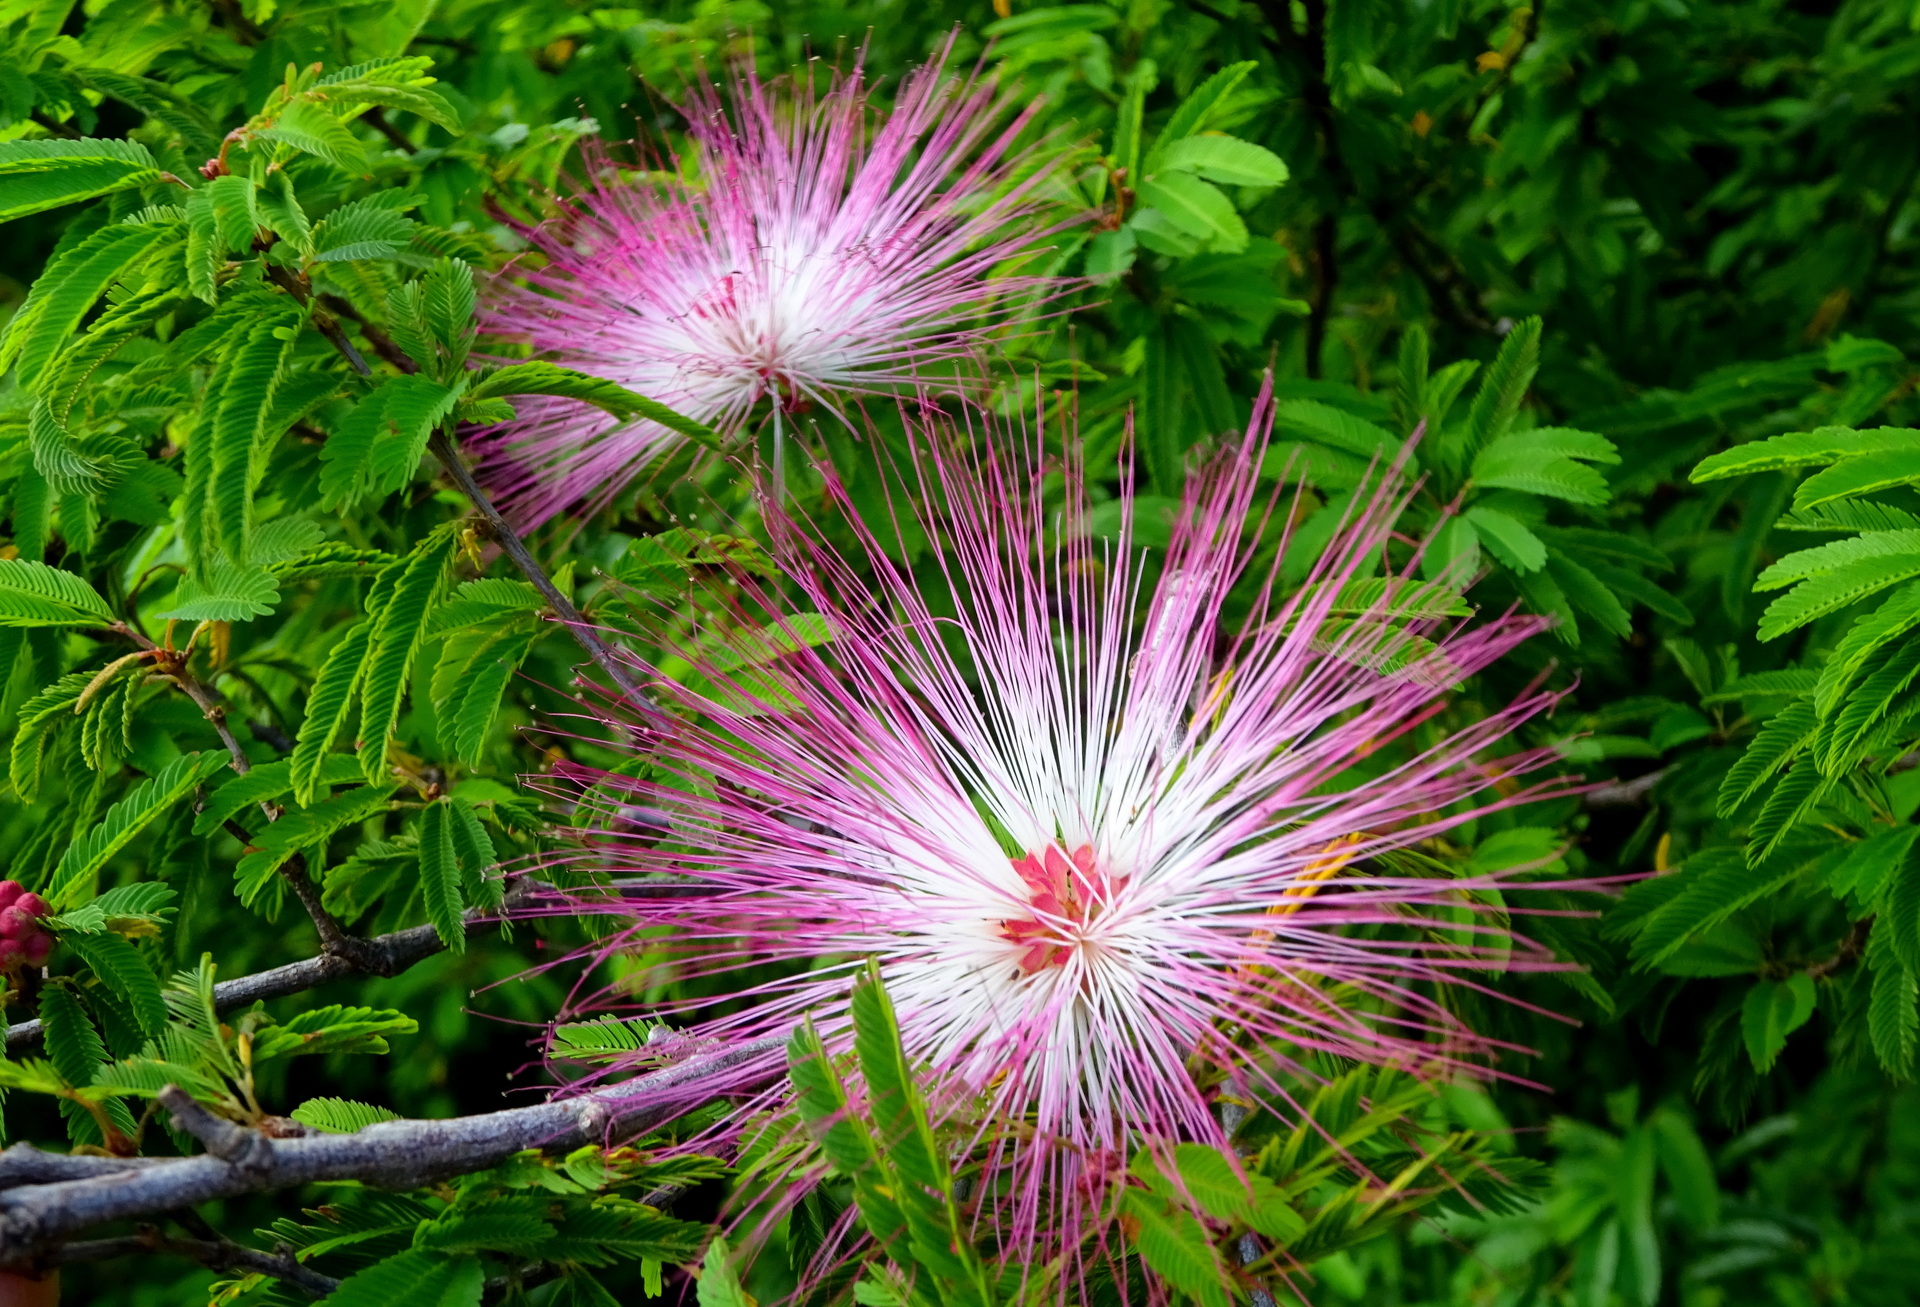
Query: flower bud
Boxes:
[
  {"xmin": 14, "ymin": 894, "xmax": 46, "ymax": 919},
  {"xmin": 0, "ymin": 940, "xmax": 22, "ymax": 967},
  {"xmin": 0, "ymin": 908, "xmax": 28, "ymax": 939},
  {"xmin": 22, "ymin": 934, "xmax": 52, "ymax": 967},
  {"xmin": 0, "ymin": 882, "xmax": 21, "ymax": 911}
]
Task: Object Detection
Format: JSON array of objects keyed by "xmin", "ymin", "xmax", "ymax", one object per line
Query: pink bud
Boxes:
[
  {"xmin": 14, "ymin": 894, "xmax": 47, "ymax": 919},
  {"xmin": 0, "ymin": 883, "xmax": 22, "ymax": 912},
  {"xmin": 0, "ymin": 940, "xmax": 23, "ymax": 967},
  {"xmin": 0, "ymin": 909, "xmax": 28, "ymax": 939},
  {"xmin": 22, "ymin": 934, "xmax": 52, "ymax": 966}
]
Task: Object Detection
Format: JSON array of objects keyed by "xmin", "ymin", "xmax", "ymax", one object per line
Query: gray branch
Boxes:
[
  {"xmin": 7, "ymin": 876, "xmax": 702, "ymax": 1052},
  {"xmin": 1583, "ymin": 767, "xmax": 1670, "ymax": 809},
  {"xmin": 0, "ymin": 1036, "xmax": 786, "ymax": 1266}
]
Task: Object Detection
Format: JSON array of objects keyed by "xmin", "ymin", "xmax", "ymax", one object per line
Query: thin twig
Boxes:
[
  {"xmin": 52, "ymin": 1229, "xmax": 340, "ymax": 1297},
  {"xmin": 107, "ymin": 622, "xmax": 354, "ymax": 953},
  {"xmin": 1583, "ymin": 769, "xmax": 1670, "ymax": 810},
  {"xmin": 275, "ymin": 269, "xmax": 655, "ymax": 708},
  {"xmin": 428, "ymin": 429, "xmax": 654, "ymax": 707},
  {"xmin": 1805, "ymin": 916, "xmax": 1873, "ymax": 981},
  {"xmin": 0, "ymin": 1037, "xmax": 786, "ymax": 1262},
  {"xmin": 360, "ymin": 106, "xmax": 417, "ymax": 155}
]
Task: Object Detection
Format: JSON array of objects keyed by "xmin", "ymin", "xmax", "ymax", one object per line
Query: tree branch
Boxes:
[
  {"xmin": 0, "ymin": 1037, "xmax": 786, "ymax": 1263},
  {"xmin": 2, "ymin": 876, "xmax": 697, "ymax": 1052},
  {"xmin": 53, "ymin": 1230, "xmax": 341, "ymax": 1298}
]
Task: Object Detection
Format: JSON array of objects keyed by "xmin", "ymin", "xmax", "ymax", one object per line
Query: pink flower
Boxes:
[
  {"xmin": 477, "ymin": 44, "xmax": 1063, "ymax": 528},
  {"xmin": 552, "ymin": 383, "xmax": 1579, "ymax": 1257}
]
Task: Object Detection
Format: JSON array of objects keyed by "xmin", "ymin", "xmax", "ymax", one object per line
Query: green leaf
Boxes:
[
  {"xmin": 357, "ymin": 526, "xmax": 457, "ymax": 783},
  {"xmin": 1648, "ymin": 1108, "xmax": 1720, "ymax": 1230},
  {"xmin": 49, "ymin": 752, "xmax": 230, "ymax": 909},
  {"xmin": 1547, "ymin": 554, "xmax": 1634, "ymax": 638},
  {"xmin": 317, "ymin": 1251, "xmax": 483, "ymax": 1307},
  {"xmin": 552, "ymin": 1016, "xmax": 656, "ymax": 1062},
  {"xmin": 234, "ymin": 785, "xmax": 398, "ymax": 906},
  {"xmin": 11, "ymin": 671, "xmax": 92, "ymax": 800},
  {"xmin": 415, "ymin": 1197, "xmax": 557, "ymax": 1255},
  {"xmin": 195, "ymin": 757, "xmax": 360, "ymax": 835},
  {"xmin": 1274, "ymin": 399, "xmax": 1398, "ymax": 460},
  {"xmin": 446, "ymin": 796, "xmax": 499, "ymax": 908},
  {"xmin": 1134, "ymin": 173, "xmax": 1247, "ymax": 252},
  {"xmin": 1741, "ymin": 973, "xmax": 1817, "ymax": 1072},
  {"xmin": 320, "ymin": 375, "xmax": 462, "ymax": 508},
  {"xmin": 1123, "ymin": 1188, "xmax": 1229, "ymax": 1307},
  {"xmin": 0, "ymin": 138, "xmax": 162, "ymax": 224},
  {"xmin": 1148, "ymin": 61, "xmax": 1256, "ymax": 163},
  {"xmin": 1625, "ymin": 846, "xmax": 1815, "ymax": 967},
  {"xmin": 249, "ymin": 1004, "xmax": 416, "ymax": 1063},
  {"xmin": 289, "ymin": 1097, "xmax": 402, "ymax": 1134},
  {"xmin": 1, "ymin": 221, "xmax": 170, "ymax": 388},
  {"xmin": 1758, "ymin": 549, "xmax": 1920, "ymax": 642},
  {"xmin": 62, "ymin": 932, "xmax": 167, "ymax": 1036},
  {"xmin": 1888, "ymin": 843, "xmax": 1920, "ymax": 974},
  {"xmin": 1867, "ymin": 924, "xmax": 1918, "ymax": 1079},
  {"xmin": 1159, "ymin": 134, "xmax": 1289, "ymax": 187},
  {"xmin": 467, "ymin": 362, "xmax": 723, "ymax": 452},
  {"xmin": 1793, "ymin": 447, "xmax": 1920, "ymax": 509},
  {"xmin": 1161, "ymin": 1143, "xmax": 1303, "ymax": 1240},
  {"xmin": 204, "ymin": 310, "xmax": 304, "ymax": 568},
  {"xmin": 1472, "ymin": 449, "xmax": 1610, "ymax": 504},
  {"xmin": 313, "ymin": 195, "xmax": 418, "ymax": 263},
  {"xmin": 255, "ymin": 172, "xmax": 312, "ymax": 253},
  {"xmin": 154, "ymin": 560, "xmax": 280, "ymax": 622},
  {"xmin": 204, "ymin": 174, "xmax": 259, "ymax": 250},
  {"xmin": 418, "ymin": 801, "xmax": 465, "ymax": 951},
  {"xmin": 1464, "ymin": 317, "xmax": 1542, "ymax": 456},
  {"xmin": 1691, "ymin": 427, "xmax": 1919, "ymax": 483},
  {"xmin": 40, "ymin": 986, "xmax": 103, "ymax": 1094},
  {"xmin": 0, "ymin": 559, "xmax": 114, "ymax": 626},
  {"xmin": 290, "ymin": 612, "xmax": 381, "ymax": 805},
  {"xmin": 1718, "ymin": 696, "xmax": 1817, "ymax": 816},
  {"xmin": 260, "ymin": 100, "xmax": 368, "ymax": 172},
  {"xmin": 1755, "ymin": 531, "xmax": 1920, "ymax": 592},
  {"xmin": 422, "ymin": 257, "xmax": 477, "ymax": 372},
  {"xmin": 1827, "ymin": 825, "xmax": 1920, "ymax": 906},
  {"xmin": 1464, "ymin": 506, "xmax": 1547, "ymax": 573},
  {"xmin": 696, "ymin": 1236, "xmax": 759, "ymax": 1307},
  {"xmin": 436, "ymin": 624, "xmax": 537, "ymax": 765}
]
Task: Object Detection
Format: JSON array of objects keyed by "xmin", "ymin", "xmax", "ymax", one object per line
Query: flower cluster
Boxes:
[
  {"xmin": 555, "ymin": 385, "xmax": 1577, "ymax": 1251},
  {"xmin": 0, "ymin": 881, "xmax": 53, "ymax": 971},
  {"xmin": 477, "ymin": 44, "xmax": 1062, "ymax": 527}
]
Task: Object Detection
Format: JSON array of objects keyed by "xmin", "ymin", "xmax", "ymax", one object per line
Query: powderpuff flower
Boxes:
[
  {"xmin": 554, "ymin": 383, "xmax": 1578, "ymax": 1251},
  {"xmin": 477, "ymin": 44, "xmax": 1064, "ymax": 528}
]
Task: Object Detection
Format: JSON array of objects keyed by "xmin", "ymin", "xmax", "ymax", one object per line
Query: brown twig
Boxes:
[
  {"xmin": 1806, "ymin": 916, "xmax": 1873, "ymax": 980},
  {"xmin": 273, "ymin": 272, "xmax": 655, "ymax": 709},
  {"xmin": 428, "ymin": 429, "xmax": 653, "ymax": 708},
  {"xmin": 53, "ymin": 1229, "xmax": 341, "ymax": 1298},
  {"xmin": 105, "ymin": 622, "xmax": 355, "ymax": 954},
  {"xmin": 360, "ymin": 106, "xmax": 417, "ymax": 155}
]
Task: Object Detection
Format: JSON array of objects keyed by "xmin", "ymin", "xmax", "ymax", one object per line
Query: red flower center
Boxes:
[{"xmin": 999, "ymin": 844, "xmax": 1128, "ymax": 975}]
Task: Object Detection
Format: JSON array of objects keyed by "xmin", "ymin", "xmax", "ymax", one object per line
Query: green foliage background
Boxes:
[{"xmin": 8, "ymin": 0, "xmax": 1920, "ymax": 1303}]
